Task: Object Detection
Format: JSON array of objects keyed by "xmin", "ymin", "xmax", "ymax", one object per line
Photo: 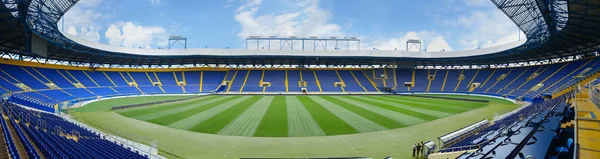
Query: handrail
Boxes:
[{"xmin": 68, "ymin": 114, "xmax": 186, "ymax": 159}]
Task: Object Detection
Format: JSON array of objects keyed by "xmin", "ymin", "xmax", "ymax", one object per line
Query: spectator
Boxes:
[
  {"xmin": 420, "ymin": 142, "xmax": 425, "ymax": 157},
  {"xmin": 412, "ymin": 142, "xmax": 416, "ymax": 157},
  {"xmin": 416, "ymin": 142, "xmax": 421, "ymax": 157}
]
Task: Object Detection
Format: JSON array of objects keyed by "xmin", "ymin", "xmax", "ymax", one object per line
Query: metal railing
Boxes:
[{"xmin": 68, "ymin": 113, "xmax": 187, "ymax": 159}]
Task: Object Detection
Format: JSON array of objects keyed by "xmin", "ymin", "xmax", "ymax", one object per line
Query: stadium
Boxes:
[{"xmin": 0, "ymin": 0, "xmax": 599, "ymax": 159}]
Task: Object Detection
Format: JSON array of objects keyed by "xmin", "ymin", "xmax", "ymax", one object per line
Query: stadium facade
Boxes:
[{"xmin": 0, "ymin": 0, "xmax": 599, "ymax": 159}]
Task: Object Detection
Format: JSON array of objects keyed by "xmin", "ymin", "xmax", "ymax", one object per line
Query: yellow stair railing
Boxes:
[
  {"xmin": 135, "ymin": 86, "xmax": 144, "ymax": 94},
  {"xmin": 126, "ymin": 72, "xmax": 138, "ymax": 85},
  {"xmin": 509, "ymin": 65, "xmax": 547, "ymax": 95},
  {"xmin": 393, "ymin": 68, "xmax": 398, "ymax": 88},
  {"xmin": 173, "ymin": 72, "xmax": 180, "ymax": 84},
  {"xmin": 542, "ymin": 59, "xmax": 593, "ymax": 92},
  {"xmin": 361, "ymin": 71, "xmax": 380, "ymax": 92},
  {"xmin": 109, "ymin": 87, "xmax": 119, "ymax": 94},
  {"xmin": 102, "ymin": 72, "xmax": 118, "ymax": 87},
  {"xmin": 335, "ymin": 71, "xmax": 346, "ymax": 92},
  {"xmin": 118, "ymin": 72, "xmax": 130, "ymax": 83},
  {"xmin": 31, "ymin": 68, "xmax": 54, "ymax": 84},
  {"xmin": 259, "ymin": 70, "xmax": 265, "ymax": 86},
  {"xmin": 382, "ymin": 69, "xmax": 388, "ymax": 87},
  {"xmin": 82, "ymin": 71, "xmax": 100, "ymax": 87},
  {"xmin": 181, "ymin": 72, "xmax": 187, "ymax": 85},
  {"xmin": 199, "ymin": 71, "xmax": 204, "ymax": 92},
  {"xmin": 525, "ymin": 63, "xmax": 570, "ymax": 95},
  {"xmin": 239, "ymin": 70, "xmax": 251, "ymax": 92},
  {"xmin": 412, "ymin": 69, "xmax": 416, "ymax": 87},
  {"xmin": 158, "ymin": 86, "xmax": 166, "ymax": 93},
  {"xmin": 454, "ymin": 70, "xmax": 465, "ymax": 92},
  {"xmin": 349, "ymin": 71, "xmax": 367, "ymax": 92},
  {"xmin": 55, "ymin": 70, "xmax": 76, "ymax": 87},
  {"xmin": 153, "ymin": 72, "xmax": 162, "ymax": 85},
  {"xmin": 440, "ymin": 70, "xmax": 449, "ymax": 92},
  {"xmin": 20, "ymin": 67, "xmax": 46, "ymax": 84},
  {"xmin": 485, "ymin": 68, "xmax": 513, "ymax": 93},
  {"xmin": 59, "ymin": 89, "xmax": 74, "ymax": 97},
  {"xmin": 313, "ymin": 71, "xmax": 323, "ymax": 92},
  {"xmin": 226, "ymin": 71, "xmax": 238, "ymax": 92},
  {"xmin": 498, "ymin": 67, "xmax": 530, "ymax": 94},
  {"xmin": 285, "ymin": 70, "xmax": 289, "ymax": 92},
  {"xmin": 426, "ymin": 70, "xmax": 436, "ymax": 92},
  {"xmin": 478, "ymin": 69, "xmax": 496, "ymax": 91},
  {"xmin": 84, "ymin": 88, "xmax": 97, "ymax": 96},
  {"xmin": 65, "ymin": 70, "xmax": 84, "ymax": 88},
  {"xmin": 260, "ymin": 70, "xmax": 266, "ymax": 92},
  {"xmin": 145, "ymin": 72, "xmax": 155, "ymax": 84}
]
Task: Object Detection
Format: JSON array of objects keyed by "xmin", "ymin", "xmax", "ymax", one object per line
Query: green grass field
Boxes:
[{"xmin": 70, "ymin": 94, "xmax": 519, "ymax": 159}]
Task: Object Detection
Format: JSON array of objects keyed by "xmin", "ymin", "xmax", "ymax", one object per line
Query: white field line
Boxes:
[
  {"xmin": 223, "ymin": 136, "xmax": 242, "ymax": 158},
  {"xmin": 339, "ymin": 136, "xmax": 358, "ymax": 154},
  {"xmin": 286, "ymin": 96, "xmax": 326, "ymax": 137},
  {"xmin": 354, "ymin": 96, "xmax": 452, "ymax": 118},
  {"xmin": 371, "ymin": 96, "xmax": 477, "ymax": 111},
  {"xmin": 168, "ymin": 96, "xmax": 253, "ymax": 130},
  {"xmin": 335, "ymin": 96, "xmax": 425, "ymax": 125},
  {"xmin": 132, "ymin": 96, "xmax": 232, "ymax": 121},
  {"xmin": 309, "ymin": 96, "xmax": 386, "ymax": 133},
  {"xmin": 218, "ymin": 96, "xmax": 273, "ymax": 136}
]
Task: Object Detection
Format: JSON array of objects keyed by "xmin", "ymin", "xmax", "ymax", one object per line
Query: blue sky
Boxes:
[{"xmin": 60, "ymin": 0, "xmax": 525, "ymax": 51}]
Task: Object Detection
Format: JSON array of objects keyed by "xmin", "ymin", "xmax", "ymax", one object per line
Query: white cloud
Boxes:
[
  {"xmin": 150, "ymin": 0, "xmax": 162, "ymax": 5},
  {"xmin": 464, "ymin": 0, "xmax": 492, "ymax": 7},
  {"xmin": 234, "ymin": 0, "xmax": 342, "ymax": 40},
  {"xmin": 105, "ymin": 22, "xmax": 168, "ymax": 49},
  {"xmin": 368, "ymin": 31, "xmax": 453, "ymax": 52},
  {"xmin": 60, "ymin": 0, "xmax": 105, "ymax": 42},
  {"xmin": 447, "ymin": 2, "xmax": 525, "ymax": 50}
]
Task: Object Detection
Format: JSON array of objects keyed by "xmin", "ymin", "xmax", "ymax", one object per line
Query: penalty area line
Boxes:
[
  {"xmin": 339, "ymin": 136, "xmax": 358, "ymax": 154},
  {"xmin": 224, "ymin": 136, "xmax": 242, "ymax": 158}
]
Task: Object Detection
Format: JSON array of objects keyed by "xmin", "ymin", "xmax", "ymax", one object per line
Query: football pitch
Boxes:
[{"xmin": 71, "ymin": 94, "xmax": 519, "ymax": 159}]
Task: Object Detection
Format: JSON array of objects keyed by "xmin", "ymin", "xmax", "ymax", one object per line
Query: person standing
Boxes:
[
  {"xmin": 420, "ymin": 142, "xmax": 425, "ymax": 157},
  {"xmin": 412, "ymin": 142, "xmax": 416, "ymax": 157},
  {"xmin": 416, "ymin": 142, "xmax": 421, "ymax": 157}
]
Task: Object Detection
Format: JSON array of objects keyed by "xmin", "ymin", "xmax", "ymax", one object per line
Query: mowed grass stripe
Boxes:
[
  {"xmin": 309, "ymin": 96, "xmax": 387, "ymax": 133},
  {"xmin": 117, "ymin": 95, "xmax": 218, "ymax": 117},
  {"xmin": 145, "ymin": 96, "xmax": 240, "ymax": 125},
  {"xmin": 168, "ymin": 96, "xmax": 253, "ymax": 130},
  {"xmin": 397, "ymin": 95, "xmax": 489, "ymax": 107},
  {"xmin": 219, "ymin": 96, "xmax": 275, "ymax": 136},
  {"xmin": 286, "ymin": 96, "xmax": 325, "ymax": 137},
  {"xmin": 188, "ymin": 96, "xmax": 263, "ymax": 134},
  {"xmin": 355, "ymin": 96, "xmax": 452, "ymax": 118},
  {"xmin": 321, "ymin": 96, "xmax": 405, "ymax": 128},
  {"xmin": 254, "ymin": 96, "xmax": 288, "ymax": 137},
  {"xmin": 334, "ymin": 96, "xmax": 425, "ymax": 126},
  {"xmin": 129, "ymin": 96, "xmax": 233, "ymax": 121},
  {"xmin": 346, "ymin": 96, "xmax": 438, "ymax": 121},
  {"xmin": 375, "ymin": 96, "xmax": 486, "ymax": 112},
  {"xmin": 297, "ymin": 96, "xmax": 357, "ymax": 135}
]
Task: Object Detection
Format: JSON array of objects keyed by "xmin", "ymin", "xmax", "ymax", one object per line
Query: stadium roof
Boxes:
[{"xmin": 0, "ymin": 0, "xmax": 599, "ymax": 67}]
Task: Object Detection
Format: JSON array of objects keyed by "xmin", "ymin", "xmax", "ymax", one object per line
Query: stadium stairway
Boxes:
[{"xmin": 577, "ymin": 87, "xmax": 600, "ymax": 158}]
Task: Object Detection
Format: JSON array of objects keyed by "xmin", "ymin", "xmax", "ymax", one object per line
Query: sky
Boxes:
[{"xmin": 59, "ymin": 0, "xmax": 526, "ymax": 52}]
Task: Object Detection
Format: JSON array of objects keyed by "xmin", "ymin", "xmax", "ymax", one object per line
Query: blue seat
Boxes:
[{"xmin": 554, "ymin": 138, "xmax": 573, "ymax": 153}]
